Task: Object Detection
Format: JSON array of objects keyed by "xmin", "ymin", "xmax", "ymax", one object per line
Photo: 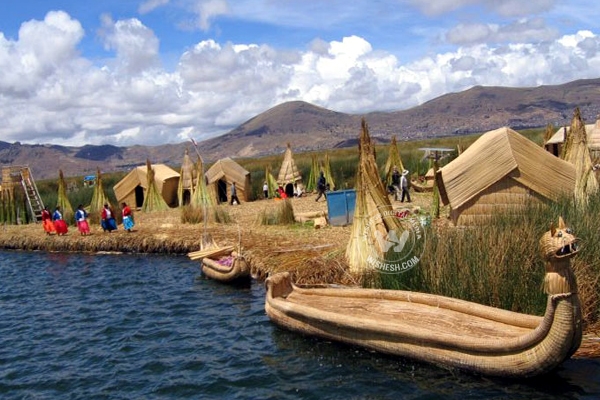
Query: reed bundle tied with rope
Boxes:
[{"xmin": 346, "ymin": 119, "xmax": 402, "ymax": 274}]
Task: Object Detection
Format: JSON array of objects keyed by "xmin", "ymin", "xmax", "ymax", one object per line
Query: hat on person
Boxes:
[{"xmin": 402, "ymin": 169, "xmax": 409, "ymax": 176}]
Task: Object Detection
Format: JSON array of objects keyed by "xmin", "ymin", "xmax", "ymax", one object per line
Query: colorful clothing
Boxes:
[
  {"xmin": 41, "ymin": 209, "xmax": 55, "ymax": 235},
  {"xmin": 52, "ymin": 209, "xmax": 68, "ymax": 235},
  {"xmin": 101, "ymin": 206, "xmax": 117, "ymax": 232},
  {"xmin": 75, "ymin": 209, "xmax": 90, "ymax": 235},
  {"xmin": 122, "ymin": 205, "xmax": 135, "ymax": 231}
]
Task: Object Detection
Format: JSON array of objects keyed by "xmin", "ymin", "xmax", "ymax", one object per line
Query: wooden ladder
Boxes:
[{"xmin": 20, "ymin": 167, "xmax": 45, "ymax": 223}]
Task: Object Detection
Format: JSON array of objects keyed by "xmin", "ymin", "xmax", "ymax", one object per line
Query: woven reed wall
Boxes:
[{"xmin": 451, "ymin": 177, "xmax": 545, "ymax": 226}]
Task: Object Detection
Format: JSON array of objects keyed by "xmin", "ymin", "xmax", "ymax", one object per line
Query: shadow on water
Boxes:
[{"xmin": 268, "ymin": 325, "xmax": 600, "ymax": 400}]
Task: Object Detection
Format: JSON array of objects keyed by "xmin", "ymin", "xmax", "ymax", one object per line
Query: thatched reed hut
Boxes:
[
  {"xmin": 544, "ymin": 121, "xmax": 596, "ymax": 158},
  {"xmin": 113, "ymin": 163, "xmax": 180, "ymax": 209},
  {"xmin": 205, "ymin": 158, "xmax": 251, "ymax": 203},
  {"xmin": 277, "ymin": 143, "xmax": 302, "ymax": 197},
  {"xmin": 437, "ymin": 127, "xmax": 576, "ymax": 226},
  {"xmin": 178, "ymin": 148, "xmax": 198, "ymax": 206}
]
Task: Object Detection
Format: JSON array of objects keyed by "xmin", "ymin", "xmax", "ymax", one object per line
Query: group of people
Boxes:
[{"xmin": 41, "ymin": 202, "xmax": 135, "ymax": 236}]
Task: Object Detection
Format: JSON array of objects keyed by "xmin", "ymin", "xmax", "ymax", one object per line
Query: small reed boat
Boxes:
[
  {"xmin": 265, "ymin": 217, "xmax": 582, "ymax": 378},
  {"xmin": 202, "ymin": 251, "xmax": 251, "ymax": 284}
]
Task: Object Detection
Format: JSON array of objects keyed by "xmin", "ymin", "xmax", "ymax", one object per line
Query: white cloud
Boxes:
[
  {"xmin": 409, "ymin": 0, "xmax": 555, "ymax": 17},
  {"xmin": 446, "ymin": 18, "xmax": 558, "ymax": 45},
  {"xmin": 1, "ymin": 8, "xmax": 600, "ymax": 147},
  {"xmin": 192, "ymin": 0, "xmax": 230, "ymax": 31},
  {"xmin": 139, "ymin": 0, "xmax": 170, "ymax": 14},
  {"xmin": 99, "ymin": 15, "xmax": 161, "ymax": 74}
]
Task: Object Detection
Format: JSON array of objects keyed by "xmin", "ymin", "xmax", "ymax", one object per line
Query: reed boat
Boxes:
[
  {"xmin": 410, "ymin": 179, "xmax": 434, "ymax": 193},
  {"xmin": 202, "ymin": 252, "xmax": 251, "ymax": 284},
  {"xmin": 265, "ymin": 217, "xmax": 582, "ymax": 378}
]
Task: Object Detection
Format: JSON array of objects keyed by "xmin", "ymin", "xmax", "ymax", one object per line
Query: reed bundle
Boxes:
[
  {"xmin": 562, "ymin": 107, "xmax": 599, "ymax": 204},
  {"xmin": 346, "ymin": 119, "xmax": 402, "ymax": 274},
  {"xmin": 322, "ymin": 153, "xmax": 335, "ymax": 191},
  {"xmin": 305, "ymin": 155, "xmax": 319, "ymax": 193},
  {"xmin": 265, "ymin": 165, "xmax": 278, "ymax": 198},
  {"xmin": 178, "ymin": 148, "xmax": 197, "ymax": 206},
  {"xmin": 89, "ymin": 168, "xmax": 109, "ymax": 215},
  {"xmin": 142, "ymin": 159, "xmax": 170, "ymax": 212},
  {"xmin": 56, "ymin": 169, "xmax": 74, "ymax": 223},
  {"xmin": 382, "ymin": 135, "xmax": 404, "ymax": 187},
  {"xmin": 188, "ymin": 245, "xmax": 234, "ymax": 260}
]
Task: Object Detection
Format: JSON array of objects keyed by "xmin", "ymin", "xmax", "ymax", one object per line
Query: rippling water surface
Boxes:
[{"xmin": 1, "ymin": 251, "xmax": 599, "ymax": 399}]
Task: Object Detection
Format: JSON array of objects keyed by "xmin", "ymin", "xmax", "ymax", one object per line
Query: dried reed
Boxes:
[
  {"xmin": 562, "ymin": 107, "xmax": 599, "ymax": 205},
  {"xmin": 141, "ymin": 159, "xmax": 170, "ymax": 212},
  {"xmin": 382, "ymin": 135, "xmax": 404, "ymax": 187}
]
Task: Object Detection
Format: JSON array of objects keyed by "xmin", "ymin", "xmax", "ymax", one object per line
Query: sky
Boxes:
[{"xmin": 1, "ymin": 0, "xmax": 600, "ymax": 147}]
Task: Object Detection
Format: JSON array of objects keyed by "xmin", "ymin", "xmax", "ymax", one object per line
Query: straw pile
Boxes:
[
  {"xmin": 322, "ymin": 153, "xmax": 335, "ymax": 191},
  {"xmin": 56, "ymin": 169, "xmax": 74, "ymax": 223},
  {"xmin": 346, "ymin": 119, "xmax": 402, "ymax": 274},
  {"xmin": 141, "ymin": 160, "xmax": 170, "ymax": 212},
  {"xmin": 561, "ymin": 107, "xmax": 599, "ymax": 204},
  {"xmin": 382, "ymin": 136, "xmax": 404, "ymax": 188}
]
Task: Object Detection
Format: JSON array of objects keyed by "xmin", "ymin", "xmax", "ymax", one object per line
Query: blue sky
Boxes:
[{"xmin": 1, "ymin": 0, "xmax": 599, "ymax": 147}]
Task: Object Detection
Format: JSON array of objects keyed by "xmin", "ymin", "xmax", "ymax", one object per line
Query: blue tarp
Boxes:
[{"xmin": 83, "ymin": 175, "xmax": 96, "ymax": 181}]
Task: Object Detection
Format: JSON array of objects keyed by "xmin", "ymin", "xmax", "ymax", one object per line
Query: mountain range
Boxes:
[{"xmin": 2, "ymin": 77, "xmax": 600, "ymax": 180}]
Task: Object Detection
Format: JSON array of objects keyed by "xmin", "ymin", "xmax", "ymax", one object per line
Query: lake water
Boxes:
[{"xmin": 1, "ymin": 250, "xmax": 599, "ymax": 399}]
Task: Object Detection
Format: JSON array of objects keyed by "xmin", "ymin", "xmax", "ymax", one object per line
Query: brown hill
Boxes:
[{"xmin": 2, "ymin": 78, "xmax": 600, "ymax": 179}]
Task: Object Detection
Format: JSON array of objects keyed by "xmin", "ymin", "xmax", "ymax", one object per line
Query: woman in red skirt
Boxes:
[
  {"xmin": 52, "ymin": 206, "xmax": 69, "ymax": 236},
  {"xmin": 75, "ymin": 204, "xmax": 91, "ymax": 235},
  {"xmin": 41, "ymin": 206, "xmax": 56, "ymax": 235}
]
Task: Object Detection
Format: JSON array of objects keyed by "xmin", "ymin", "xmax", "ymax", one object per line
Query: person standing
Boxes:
[
  {"xmin": 121, "ymin": 202, "xmax": 135, "ymax": 233},
  {"xmin": 263, "ymin": 181, "xmax": 269, "ymax": 199},
  {"xmin": 315, "ymin": 171, "xmax": 327, "ymax": 202},
  {"xmin": 400, "ymin": 169, "xmax": 412, "ymax": 203},
  {"xmin": 75, "ymin": 204, "xmax": 91, "ymax": 236},
  {"xmin": 41, "ymin": 206, "xmax": 56, "ymax": 235},
  {"xmin": 52, "ymin": 206, "xmax": 68, "ymax": 236},
  {"xmin": 391, "ymin": 166, "xmax": 401, "ymax": 201},
  {"xmin": 101, "ymin": 203, "xmax": 117, "ymax": 232},
  {"xmin": 230, "ymin": 182, "xmax": 241, "ymax": 205}
]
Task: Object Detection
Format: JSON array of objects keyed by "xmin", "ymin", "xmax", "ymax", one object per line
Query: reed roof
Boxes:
[
  {"xmin": 437, "ymin": 127, "xmax": 575, "ymax": 209},
  {"xmin": 205, "ymin": 157, "xmax": 250, "ymax": 186},
  {"xmin": 545, "ymin": 123, "xmax": 596, "ymax": 145},
  {"xmin": 277, "ymin": 144, "xmax": 301, "ymax": 184},
  {"xmin": 113, "ymin": 164, "xmax": 179, "ymax": 202}
]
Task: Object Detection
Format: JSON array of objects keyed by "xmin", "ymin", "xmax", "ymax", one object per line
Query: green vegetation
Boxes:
[{"xmin": 373, "ymin": 194, "xmax": 600, "ymax": 326}]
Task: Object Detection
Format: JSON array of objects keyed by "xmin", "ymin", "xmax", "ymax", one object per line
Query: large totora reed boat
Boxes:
[{"xmin": 265, "ymin": 217, "xmax": 582, "ymax": 378}]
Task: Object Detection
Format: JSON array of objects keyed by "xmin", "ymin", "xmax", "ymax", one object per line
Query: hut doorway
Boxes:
[
  {"xmin": 284, "ymin": 183, "xmax": 295, "ymax": 198},
  {"xmin": 217, "ymin": 179, "xmax": 228, "ymax": 203},
  {"xmin": 182, "ymin": 189, "xmax": 191, "ymax": 206},
  {"xmin": 135, "ymin": 186, "xmax": 144, "ymax": 208}
]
